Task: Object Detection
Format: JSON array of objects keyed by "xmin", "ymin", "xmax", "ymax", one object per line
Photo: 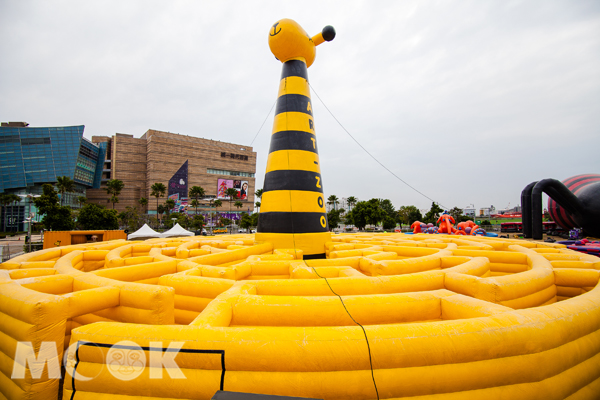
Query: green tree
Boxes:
[
  {"xmin": 408, "ymin": 208, "xmax": 423, "ymax": 225},
  {"xmin": 225, "ymin": 188, "xmax": 238, "ymax": 232},
  {"xmin": 255, "ymin": 201, "xmax": 261, "ymax": 212},
  {"xmin": 250, "ymin": 212, "xmax": 259, "ymax": 228},
  {"xmin": 423, "ymin": 202, "xmax": 444, "ymax": 224},
  {"xmin": 255, "ymin": 188, "xmax": 263, "ymax": 199},
  {"xmin": 225, "ymin": 188, "xmax": 238, "ymax": 213},
  {"xmin": 164, "ymin": 212, "xmax": 188, "ymax": 229},
  {"xmin": 347, "ymin": 201, "xmax": 368, "ymax": 230},
  {"xmin": 365, "ymin": 198, "xmax": 386, "ymax": 227},
  {"xmin": 382, "ymin": 215, "xmax": 397, "ymax": 230},
  {"xmin": 150, "ymin": 182, "xmax": 167, "ymax": 227},
  {"xmin": 138, "ymin": 197, "xmax": 148, "ymax": 214},
  {"xmin": 190, "ymin": 214, "xmax": 205, "ymax": 231},
  {"xmin": 56, "ymin": 176, "xmax": 75, "ymax": 206},
  {"xmin": 327, "ymin": 209, "xmax": 343, "ymax": 229},
  {"xmin": 189, "ymin": 186, "xmax": 205, "ymax": 216},
  {"xmin": 1, "ymin": 193, "xmax": 21, "ymax": 232},
  {"xmin": 346, "ymin": 196, "xmax": 357, "ymax": 211},
  {"xmin": 397, "ymin": 205, "xmax": 421, "ymax": 226},
  {"xmin": 105, "ymin": 179, "xmax": 125, "ymax": 209},
  {"xmin": 77, "ymin": 203, "xmax": 118, "ymax": 230},
  {"xmin": 239, "ymin": 212, "xmax": 253, "ymax": 232},
  {"xmin": 448, "ymin": 207, "xmax": 464, "ymax": 222},
  {"xmin": 543, "ymin": 208, "xmax": 552, "ymax": 222},
  {"xmin": 165, "ymin": 198, "xmax": 176, "ymax": 216},
  {"xmin": 219, "ymin": 217, "xmax": 232, "ymax": 227},
  {"xmin": 33, "ymin": 184, "xmax": 75, "ymax": 231},
  {"xmin": 190, "ymin": 199, "xmax": 200, "ymax": 217},
  {"xmin": 379, "ymin": 199, "xmax": 396, "ymax": 219},
  {"xmin": 234, "ymin": 200, "xmax": 243, "ymax": 211},
  {"xmin": 327, "ymin": 195, "xmax": 339, "ymax": 210},
  {"xmin": 117, "ymin": 206, "xmax": 141, "ymax": 232},
  {"xmin": 213, "ymin": 199, "xmax": 223, "ymax": 227},
  {"xmin": 77, "ymin": 196, "xmax": 87, "ymax": 208},
  {"xmin": 157, "ymin": 204, "xmax": 168, "ymax": 225}
]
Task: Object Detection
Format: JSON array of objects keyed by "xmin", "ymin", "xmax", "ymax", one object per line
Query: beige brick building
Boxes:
[{"xmin": 87, "ymin": 130, "xmax": 257, "ymax": 217}]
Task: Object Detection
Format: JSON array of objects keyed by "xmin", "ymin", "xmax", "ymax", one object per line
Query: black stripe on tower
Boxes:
[
  {"xmin": 257, "ymin": 212, "xmax": 329, "ymax": 233},
  {"xmin": 280, "ymin": 60, "xmax": 308, "ymax": 80},
  {"xmin": 275, "ymin": 94, "xmax": 313, "ymax": 116},
  {"xmin": 269, "ymin": 131, "xmax": 318, "ymax": 154},
  {"xmin": 263, "ymin": 170, "xmax": 324, "ymax": 193}
]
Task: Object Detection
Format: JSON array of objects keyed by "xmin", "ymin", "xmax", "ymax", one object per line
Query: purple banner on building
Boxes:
[{"xmin": 168, "ymin": 160, "xmax": 188, "ymax": 199}]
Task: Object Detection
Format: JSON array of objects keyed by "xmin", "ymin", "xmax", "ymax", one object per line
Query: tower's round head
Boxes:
[{"xmin": 268, "ymin": 19, "xmax": 335, "ymax": 68}]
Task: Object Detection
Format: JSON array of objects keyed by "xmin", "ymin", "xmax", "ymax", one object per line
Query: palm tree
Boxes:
[
  {"xmin": 255, "ymin": 188, "xmax": 263, "ymax": 199},
  {"xmin": 213, "ymin": 199, "xmax": 222, "ymax": 229},
  {"xmin": 347, "ymin": 196, "xmax": 357, "ymax": 212},
  {"xmin": 225, "ymin": 188, "xmax": 238, "ymax": 215},
  {"xmin": 190, "ymin": 199, "xmax": 200, "ymax": 217},
  {"xmin": 327, "ymin": 195, "xmax": 339, "ymax": 211},
  {"xmin": 56, "ymin": 176, "xmax": 75, "ymax": 206},
  {"xmin": 150, "ymin": 182, "xmax": 167, "ymax": 227},
  {"xmin": 234, "ymin": 200, "xmax": 244, "ymax": 233},
  {"xmin": 224, "ymin": 188, "xmax": 239, "ymax": 233},
  {"xmin": 255, "ymin": 201, "xmax": 261, "ymax": 213},
  {"xmin": 77, "ymin": 196, "xmax": 87, "ymax": 208},
  {"xmin": 138, "ymin": 197, "xmax": 148, "ymax": 215},
  {"xmin": 189, "ymin": 186, "xmax": 205, "ymax": 216},
  {"xmin": 165, "ymin": 198, "xmax": 176, "ymax": 218},
  {"xmin": 105, "ymin": 179, "xmax": 125, "ymax": 209}
]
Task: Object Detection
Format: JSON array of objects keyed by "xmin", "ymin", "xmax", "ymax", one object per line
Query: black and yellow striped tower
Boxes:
[{"xmin": 256, "ymin": 19, "xmax": 336, "ymax": 259}]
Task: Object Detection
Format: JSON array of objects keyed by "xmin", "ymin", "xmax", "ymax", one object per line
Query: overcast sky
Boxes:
[{"xmin": 2, "ymin": 0, "xmax": 599, "ymax": 213}]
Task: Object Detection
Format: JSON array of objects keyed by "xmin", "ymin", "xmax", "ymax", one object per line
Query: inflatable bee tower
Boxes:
[{"xmin": 255, "ymin": 19, "xmax": 336, "ymax": 259}]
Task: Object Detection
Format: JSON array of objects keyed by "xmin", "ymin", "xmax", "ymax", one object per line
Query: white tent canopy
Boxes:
[
  {"xmin": 160, "ymin": 223, "xmax": 195, "ymax": 238},
  {"xmin": 127, "ymin": 224, "xmax": 161, "ymax": 240}
]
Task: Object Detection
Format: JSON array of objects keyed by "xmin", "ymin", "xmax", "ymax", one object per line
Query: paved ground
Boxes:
[{"xmin": 0, "ymin": 233, "xmax": 42, "ymax": 261}]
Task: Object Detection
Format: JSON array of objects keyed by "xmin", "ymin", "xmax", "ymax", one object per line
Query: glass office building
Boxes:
[{"xmin": 0, "ymin": 122, "xmax": 104, "ymax": 231}]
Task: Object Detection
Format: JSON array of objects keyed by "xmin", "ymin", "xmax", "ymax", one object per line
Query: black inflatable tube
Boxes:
[
  {"xmin": 532, "ymin": 179, "xmax": 583, "ymax": 240},
  {"xmin": 521, "ymin": 181, "xmax": 537, "ymax": 238}
]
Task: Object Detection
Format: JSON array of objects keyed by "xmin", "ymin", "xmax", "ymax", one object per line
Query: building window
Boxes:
[
  {"xmin": 0, "ymin": 135, "xmax": 20, "ymax": 144},
  {"xmin": 21, "ymin": 137, "xmax": 51, "ymax": 145}
]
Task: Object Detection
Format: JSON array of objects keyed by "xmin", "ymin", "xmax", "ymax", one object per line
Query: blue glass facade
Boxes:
[{"xmin": 1, "ymin": 124, "xmax": 105, "ymax": 231}]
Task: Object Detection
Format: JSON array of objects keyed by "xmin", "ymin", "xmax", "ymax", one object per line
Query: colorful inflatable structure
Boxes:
[
  {"xmin": 522, "ymin": 174, "xmax": 600, "ymax": 240},
  {"xmin": 559, "ymin": 239, "xmax": 600, "ymax": 256},
  {"xmin": 411, "ymin": 215, "xmax": 488, "ymax": 237},
  {"xmin": 1, "ymin": 19, "xmax": 600, "ymax": 400}
]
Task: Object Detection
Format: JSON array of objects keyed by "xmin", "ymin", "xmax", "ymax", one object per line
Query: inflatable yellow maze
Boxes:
[
  {"xmin": 1, "ymin": 234, "xmax": 600, "ymax": 399},
  {"xmin": 2, "ymin": 18, "xmax": 600, "ymax": 400}
]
